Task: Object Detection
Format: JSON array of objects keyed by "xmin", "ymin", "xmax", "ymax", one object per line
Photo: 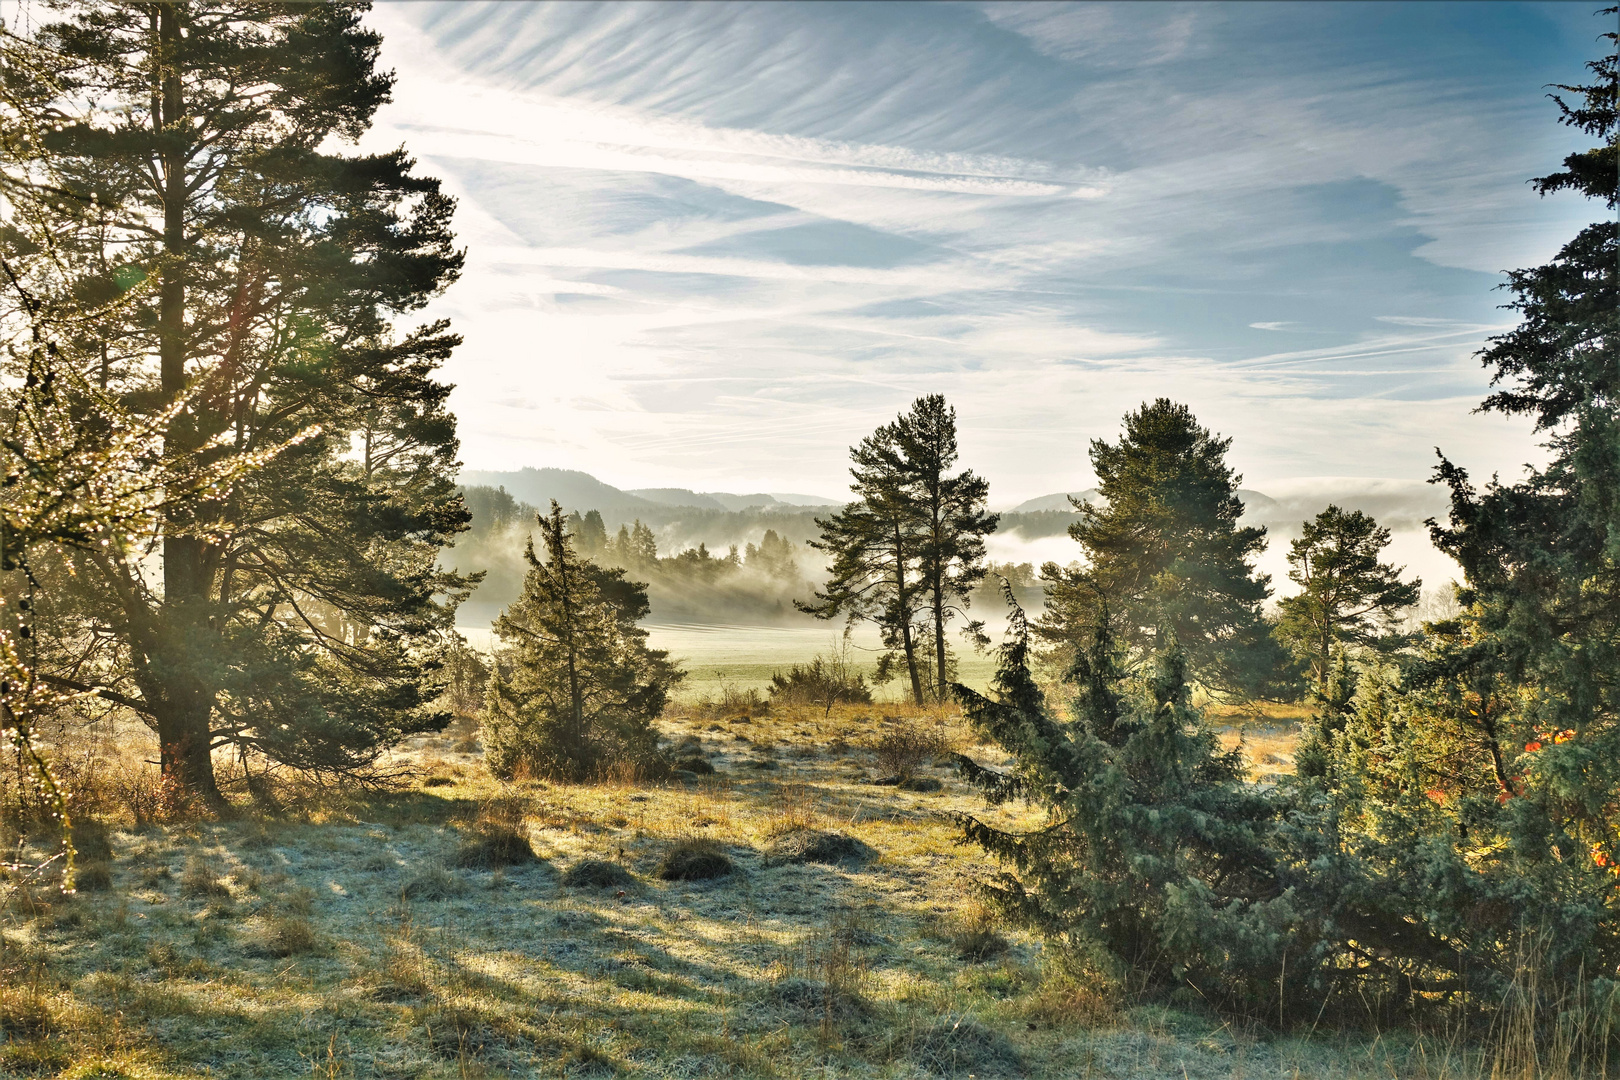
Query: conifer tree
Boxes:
[
  {"xmin": 802, "ymin": 395, "xmax": 995, "ymax": 704},
  {"xmin": 801, "ymin": 416, "xmax": 926, "ymax": 704},
  {"xmin": 1276, "ymin": 505, "xmax": 1420, "ymax": 702},
  {"xmin": 484, "ymin": 502, "xmax": 680, "ymax": 782},
  {"xmin": 1039, "ymin": 399, "xmax": 1277, "ymax": 698},
  {"xmin": 1303, "ymin": 12, "xmax": 1620, "ymax": 999},
  {"xmin": 4, "ymin": 3, "xmax": 471, "ymax": 800},
  {"xmin": 955, "ymin": 590, "xmax": 1299, "ymax": 1006},
  {"xmin": 890, "ymin": 395, "xmax": 998, "ymax": 700}
]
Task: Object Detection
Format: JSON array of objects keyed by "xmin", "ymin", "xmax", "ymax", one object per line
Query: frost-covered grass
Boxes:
[{"xmin": 0, "ymin": 704, "xmax": 1551, "ymax": 1078}]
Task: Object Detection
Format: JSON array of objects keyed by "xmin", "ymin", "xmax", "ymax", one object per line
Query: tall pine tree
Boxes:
[
  {"xmin": 1039, "ymin": 399, "xmax": 1277, "ymax": 698},
  {"xmin": 890, "ymin": 395, "xmax": 998, "ymax": 701},
  {"xmin": 7, "ymin": 3, "xmax": 470, "ymax": 801},
  {"xmin": 801, "ymin": 414, "xmax": 927, "ymax": 704}
]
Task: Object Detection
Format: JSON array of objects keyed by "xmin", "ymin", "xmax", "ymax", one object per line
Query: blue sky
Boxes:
[{"xmin": 363, "ymin": 1, "xmax": 1605, "ymax": 520}]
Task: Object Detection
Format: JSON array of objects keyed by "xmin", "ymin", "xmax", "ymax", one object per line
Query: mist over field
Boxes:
[{"xmin": 450, "ymin": 468, "xmax": 1463, "ymax": 638}]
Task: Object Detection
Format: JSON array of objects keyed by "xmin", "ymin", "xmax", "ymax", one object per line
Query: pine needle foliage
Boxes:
[
  {"xmin": 485, "ymin": 502, "xmax": 681, "ymax": 782},
  {"xmin": 954, "ymin": 586, "xmax": 1298, "ymax": 1009}
]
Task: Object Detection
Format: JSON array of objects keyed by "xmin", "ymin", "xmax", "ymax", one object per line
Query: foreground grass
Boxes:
[{"xmin": 0, "ymin": 706, "xmax": 1541, "ymax": 1078}]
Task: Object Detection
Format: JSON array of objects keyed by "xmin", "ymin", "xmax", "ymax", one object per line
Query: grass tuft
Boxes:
[
  {"xmin": 896, "ymin": 1015, "xmax": 1023, "ymax": 1078},
  {"xmin": 455, "ymin": 824, "xmax": 538, "ymax": 869},
  {"xmin": 765, "ymin": 829, "xmax": 875, "ymax": 866},
  {"xmin": 400, "ymin": 864, "xmax": 467, "ymax": 901},
  {"xmin": 560, "ymin": 859, "xmax": 635, "ymax": 889},
  {"xmin": 179, "ymin": 856, "xmax": 231, "ymax": 899},
  {"xmin": 655, "ymin": 838, "xmax": 732, "ymax": 881}
]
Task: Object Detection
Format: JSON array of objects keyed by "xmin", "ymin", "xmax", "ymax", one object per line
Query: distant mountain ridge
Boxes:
[{"xmin": 459, "ymin": 468, "xmax": 841, "ymax": 513}]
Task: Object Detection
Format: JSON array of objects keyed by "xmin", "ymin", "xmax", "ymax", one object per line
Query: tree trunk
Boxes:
[
  {"xmin": 153, "ymin": 4, "xmax": 220, "ymax": 804},
  {"xmin": 156, "ymin": 694, "xmax": 223, "ymax": 807},
  {"xmin": 892, "ymin": 520, "xmax": 923, "ymax": 706}
]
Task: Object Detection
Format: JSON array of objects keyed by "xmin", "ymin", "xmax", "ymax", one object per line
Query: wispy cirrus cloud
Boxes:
[{"xmin": 362, "ymin": 0, "xmax": 1598, "ymax": 510}]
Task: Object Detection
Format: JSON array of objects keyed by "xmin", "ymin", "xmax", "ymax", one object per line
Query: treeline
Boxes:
[{"xmin": 450, "ymin": 484, "xmax": 812, "ymax": 625}]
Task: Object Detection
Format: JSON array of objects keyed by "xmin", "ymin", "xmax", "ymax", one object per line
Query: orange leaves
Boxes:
[
  {"xmin": 1525, "ymin": 729, "xmax": 1577, "ymax": 752},
  {"xmin": 1424, "ymin": 789, "xmax": 1448, "ymax": 805},
  {"xmin": 1591, "ymin": 845, "xmax": 1620, "ymax": 876}
]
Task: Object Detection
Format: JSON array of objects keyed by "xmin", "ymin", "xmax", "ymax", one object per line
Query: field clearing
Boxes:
[
  {"xmin": 461, "ymin": 623, "xmax": 1003, "ymax": 702},
  {"xmin": 0, "ymin": 703, "xmax": 1523, "ymax": 1080}
]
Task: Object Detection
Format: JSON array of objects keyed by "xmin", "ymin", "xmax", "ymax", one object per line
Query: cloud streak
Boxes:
[{"xmin": 361, "ymin": 0, "xmax": 1597, "ymax": 510}]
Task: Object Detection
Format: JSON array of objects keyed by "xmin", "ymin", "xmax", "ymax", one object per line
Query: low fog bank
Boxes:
[
  {"xmin": 448, "ymin": 476, "xmax": 1460, "ymax": 635},
  {"xmin": 446, "ymin": 484, "xmax": 829, "ymax": 629},
  {"xmin": 988, "ymin": 477, "xmax": 1461, "ymax": 617}
]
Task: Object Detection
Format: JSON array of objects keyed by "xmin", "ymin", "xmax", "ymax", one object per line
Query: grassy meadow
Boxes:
[
  {"xmin": 460, "ymin": 623, "xmax": 1003, "ymax": 702},
  {"xmin": 1, "ymin": 696, "xmax": 1568, "ymax": 1080}
]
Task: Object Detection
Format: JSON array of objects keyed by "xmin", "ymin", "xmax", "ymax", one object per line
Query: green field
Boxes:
[{"xmin": 461, "ymin": 622, "xmax": 1002, "ymax": 703}]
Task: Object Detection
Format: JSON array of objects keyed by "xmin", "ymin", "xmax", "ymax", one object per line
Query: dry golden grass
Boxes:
[{"xmin": 0, "ymin": 700, "xmax": 1593, "ymax": 1078}]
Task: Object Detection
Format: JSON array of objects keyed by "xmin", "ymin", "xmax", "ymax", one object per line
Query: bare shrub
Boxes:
[
  {"xmin": 768, "ymin": 648, "xmax": 872, "ymax": 715},
  {"xmin": 872, "ymin": 720, "xmax": 951, "ymax": 780},
  {"xmin": 694, "ymin": 683, "xmax": 769, "ymax": 720}
]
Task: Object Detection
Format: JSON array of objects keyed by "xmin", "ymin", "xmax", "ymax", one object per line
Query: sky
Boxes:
[{"xmin": 361, "ymin": 1, "xmax": 1605, "ymax": 526}]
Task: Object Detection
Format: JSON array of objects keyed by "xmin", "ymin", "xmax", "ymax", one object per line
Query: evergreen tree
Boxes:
[
  {"xmin": 579, "ymin": 509, "xmax": 608, "ymax": 558},
  {"xmin": 630, "ymin": 520, "xmax": 658, "ymax": 567},
  {"xmin": 6, "ymin": 3, "xmax": 470, "ymax": 801},
  {"xmin": 800, "ymin": 415, "xmax": 926, "ymax": 704},
  {"xmin": 485, "ymin": 502, "xmax": 680, "ymax": 782},
  {"xmin": 1039, "ymin": 399, "xmax": 1276, "ymax": 698},
  {"xmin": 1305, "ymin": 13, "xmax": 1620, "ymax": 1000},
  {"xmin": 1276, "ymin": 505, "xmax": 1421, "ymax": 702},
  {"xmin": 890, "ymin": 395, "xmax": 998, "ymax": 700},
  {"xmin": 955, "ymin": 591, "xmax": 1298, "ymax": 1006}
]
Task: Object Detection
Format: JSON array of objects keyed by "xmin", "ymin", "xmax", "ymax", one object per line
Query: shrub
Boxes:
[
  {"xmin": 957, "ymin": 604, "xmax": 1294, "ymax": 1009},
  {"xmin": 483, "ymin": 504, "xmax": 682, "ymax": 782},
  {"xmin": 696, "ymin": 683, "xmax": 769, "ymax": 719},
  {"xmin": 768, "ymin": 652, "xmax": 872, "ymax": 714},
  {"xmin": 872, "ymin": 721, "xmax": 950, "ymax": 780}
]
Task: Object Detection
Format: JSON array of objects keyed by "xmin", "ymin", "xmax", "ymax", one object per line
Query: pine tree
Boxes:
[
  {"xmin": 1039, "ymin": 399, "xmax": 1277, "ymax": 698},
  {"xmin": 1276, "ymin": 505, "xmax": 1421, "ymax": 702},
  {"xmin": 1304, "ymin": 12, "xmax": 1620, "ymax": 1000},
  {"xmin": 955, "ymin": 590, "xmax": 1298, "ymax": 1006},
  {"xmin": 7, "ymin": 3, "xmax": 471, "ymax": 800},
  {"xmin": 890, "ymin": 395, "xmax": 998, "ymax": 700},
  {"xmin": 800, "ymin": 416, "xmax": 926, "ymax": 704},
  {"xmin": 485, "ymin": 502, "xmax": 680, "ymax": 782}
]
